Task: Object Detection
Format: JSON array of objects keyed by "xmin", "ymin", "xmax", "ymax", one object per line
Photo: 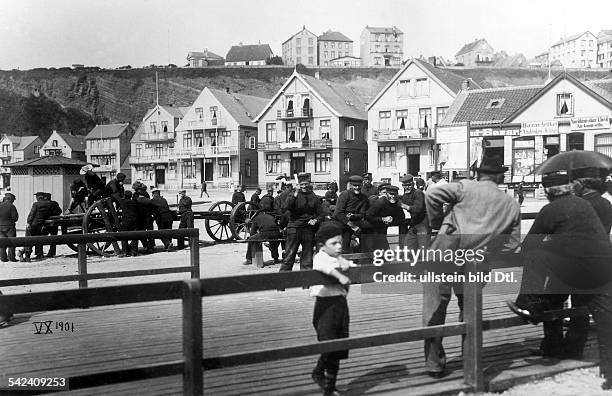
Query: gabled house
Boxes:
[
  {"xmin": 0, "ymin": 135, "xmax": 43, "ymax": 189},
  {"xmin": 85, "ymin": 123, "xmax": 135, "ymax": 183},
  {"xmin": 318, "ymin": 30, "xmax": 354, "ymax": 67},
  {"xmin": 187, "ymin": 49, "xmax": 225, "ymax": 67},
  {"xmin": 366, "ymin": 58, "xmax": 481, "ymax": 184},
  {"xmin": 282, "ymin": 26, "xmax": 318, "ymax": 67},
  {"xmin": 254, "ymin": 71, "xmax": 368, "ymax": 189},
  {"xmin": 360, "ymin": 26, "xmax": 403, "ymax": 67},
  {"xmin": 597, "ymin": 30, "xmax": 612, "ymax": 68},
  {"xmin": 130, "ymin": 105, "xmax": 189, "ymax": 189},
  {"xmin": 225, "ymin": 43, "xmax": 273, "ymax": 66},
  {"xmin": 455, "ymin": 38, "xmax": 494, "ymax": 66},
  {"xmin": 40, "ymin": 131, "xmax": 86, "ymax": 161},
  {"xmin": 550, "ymin": 31, "xmax": 598, "ymax": 68},
  {"xmin": 174, "ymin": 88, "xmax": 269, "ymax": 189}
]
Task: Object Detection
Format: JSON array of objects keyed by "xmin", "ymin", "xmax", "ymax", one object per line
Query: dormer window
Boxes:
[
  {"xmin": 52, "ymin": 140, "xmax": 58, "ymax": 147},
  {"xmin": 557, "ymin": 93, "xmax": 573, "ymax": 116},
  {"xmin": 486, "ymin": 98, "xmax": 505, "ymax": 109}
]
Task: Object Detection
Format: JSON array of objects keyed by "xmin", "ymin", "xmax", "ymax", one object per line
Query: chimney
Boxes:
[
  {"xmin": 314, "ymin": 71, "xmax": 320, "ymax": 80},
  {"xmin": 461, "ymin": 79, "xmax": 470, "ymax": 91},
  {"xmin": 226, "ymin": 87, "xmax": 230, "ymax": 94}
]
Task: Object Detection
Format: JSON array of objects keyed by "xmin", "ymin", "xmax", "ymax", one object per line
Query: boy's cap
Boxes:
[
  {"xmin": 316, "ymin": 222, "xmax": 343, "ymax": 244},
  {"xmin": 386, "ymin": 185, "xmax": 400, "ymax": 193},
  {"xmin": 377, "ymin": 182, "xmax": 390, "ymax": 192},
  {"xmin": 362, "ymin": 172, "xmax": 372, "ymax": 179}
]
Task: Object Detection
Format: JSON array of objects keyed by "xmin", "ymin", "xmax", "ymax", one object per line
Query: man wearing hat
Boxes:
[
  {"xmin": 106, "ymin": 172, "xmax": 126, "ymax": 205},
  {"xmin": 400, "ymin": 174, "xmax": 429, "ymax": 252},
  {"xmin": 333, "ymin": 175, "xmax": 369, "ymax": 253},
  {"xmin": 80, "ymin": 164, "xmax": 107, "ymax": 206},
  {"xmin": 363, "ymin": 185, "xmax": 405, "ymax": 252},
  {"xmin": 119, "ymin": 191, "xmax": 140, "ymax": 256},
  {"xmin": 177, "ymin": 190, "xmax": 193, "ymax": 249},
  {"xmin": 19, "ymin": 192, "xmax": 57, "ymax": 261},
  {"xmin": 67, "ymin": 177, "xmax": 88, "ymax": 214},
  {"xmin": 361, "ymin": 173, "xmax": 378, "ymax": 199},
  {"xmin": 150, "ymin": 189, "xmax": 174, "ymax": 252},
  {"xmin": 0, "ymin": 193, "xmax": 18, "ymax": 262},
  {"xmin": 279, "ymin": 172, "xmax": 324, "ymax": 272},
  {"xmin": 423, "ymin": 156, "xmax": 521, "ymax": 378},
  {"xmin": 232, "ymin": 185, "xmax": 247, "ymax": 205},
  {"xmin": 259, "ymin": 187, "xmax": 275, "ymax": 212},
  {"xmin": 43, "ymin": 193, "xmax": 62, "ymax": 258}
]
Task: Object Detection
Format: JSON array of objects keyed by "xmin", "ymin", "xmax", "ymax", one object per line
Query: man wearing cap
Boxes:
[
  {"xmin": 279, "ymin": 172, "xmax": 324, "ymax": 271},
  {"xmin": 259, "ymin": 187, "xmax": 275, "ymax": 211},
  {"xmin": 363, "ymin": 185, "xmax": 405, "ymax": 252},
  {"xmin": 0, "ymin": 193, "xmax": 18, "ymax": 262},
  {"xmin": 423, "ymin": 156, "xmax": 521, "ymax": 378},
  {"xmin": 106, "ymin": 172, "xmax": 126, "ymax": 205},
  {"xmin": 20, "ymin": 192, "xmax": 57, "ymax": 261},
  {"xmin": 150, "ymin": 189, "xmax": 174, "ymax": 252},
  {"xmin": 400, "ymin": 174, "xmax": 429, "ymax": 252},
  {"xmin": 177, "ymin": 190, "xmax": 193, "ymax": 249},
  {"xmin": 232, "ymin": 185, "xmax": 246, "ymax": 205},
  {"xmin": 67, "ymin": 177, "xmax": 88, "ymax": 214},
  {"xmin": 243, "ymin": 205, "xmax": 283, "ymax": 266},
  {"xmin": 119, "ymin": 191, "xmax": 140, "ymax": 256},
  {"xmin": 572, "ymin": 167, "xmax": 612, "ymax": 233},
  {"xmin": 80, "ymin": 165, "xmax": 107, "ymax": 205},
  {"xmin": 427, "ymin": 171, "xmax": 447, "ymax": 191},
  {"xmin": 134, "ymin": 190, "xmax": 155, "ymax": 254},
  {"xmin": 361, "ymin": 173, "xmax": 378, "ymax": 199},
  {"xmin": 250, "ymin": 188, "xmax": 262, "ymax": 206},
  {"xmin": 333, "ymin": 175, "xmax": 369, "ymax": 253},
  {"xmin": 43, "ymin": 193, "xmax": 62, "ymax": 258}
]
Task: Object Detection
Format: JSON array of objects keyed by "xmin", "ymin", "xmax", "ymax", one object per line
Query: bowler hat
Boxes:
[
  {"xmin": 34, "ymin": 191, "xmax": 47, "ymax": 197},
  {"xmin": 348, "ymin": 175, "xmax": 363, "ymax": 184},
  {"xmin": 476, "ymin": 156, "xmax": 508, "ymax": 174},
  {"xmin": 297, "ymin": 172, "xmax": 311, "ymax": 183}
]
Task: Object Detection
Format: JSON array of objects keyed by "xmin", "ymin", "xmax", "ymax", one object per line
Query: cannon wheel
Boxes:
[
  {"xmin": 60, "ymin": 222, "xmax": 79, "ymax": 253},
  {"xmin": 229, "ymin": 202, "xmax": 260, "ymax": 240},
  {"xmin": 204, "ymin": 201, "xmax": 235, "ymax": 242},
  {"xmin": 82, "ymin": 198, "xmax": 123, "ymax": 257}
]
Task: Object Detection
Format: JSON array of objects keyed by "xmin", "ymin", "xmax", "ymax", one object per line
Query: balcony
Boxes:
[
  {"xmin": 130, "ymin": 154, "xmax": 170, "ymax": 164},
  {"xmin": 0, "ymin": 152, "xmax": 11, "ymax": 159},
  {"xmin": 204, "ymin": 146, "xmax": 239, "ymax": 157},
  {"xmin": 372, "ymin": 128, "xmax": 435, "ymax": 142},
  {"xmin": 89, "ymin": 147, "xmax": 117, "ymax": 155},
  {"xmin": 276, "ymin": 108, "xmax": 313, "ymax": 119},
  {"xmin": 140, "ymin": 131, "xmax": 174, "ymax": 142},
  {"xmin": 185, "ymin": 117, "xmax": 226, "ymax": 130},
  {"xmin": 257, "ymin": 139, "xmax": 332, "ymax": 151},
  {"xmin": 0, "ymin": 166, "xmax": 10, "ymax": 174},
  {"xmin": 91, "ymin": 164, "xmax": 117, "ymax": 172}
]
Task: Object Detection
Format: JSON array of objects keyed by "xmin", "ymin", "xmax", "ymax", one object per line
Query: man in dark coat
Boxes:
[
  {"xmin": 43, "ymin": 193, "xmax": 62, "ymax": 258},
  {"xmin": 20, "ymin": 192, "xmax": 56, "ymax": 261},
  {"xmin": 80, "ymin": 165, "xmax": 107, "ymax": 205},
  {"xmin": 232, "ymin": 185, "xmax": 246, "ymax": 205},
  {"xmin": 67, "ymin": 177, "xmax": 88, "ymax": 213},
  {"xmin": 363, "ymin": 185, "xmax": 404, "ymax": 252},
  {"xmin": 259, "ymin": 188, "xmax": 275, "ymax": 211},
  {"xmin": 106, "ymin": 172, "xmax": 126, "ymax": 205},
  {"xmin": 243, "ymin": 208, "xmax": 283, "ymax": 266},
  {"xmin": 0, "ymin": 193, "xmax": 18, "ymax": 262},
  {"xmin": 333, "ymin": 175, "xmax": 368, "ymax": 253},
  {"xmin": 250, "ymin": 188, "xmax": 262, "ymax": 206},
  {"xmin": 119, "ymin": 191, "xmax": 140, "ymax": 256},
  {"xmin": 177, "ymin": 189, "xmax": 194, "ymax": 249},
  {"xmin": 361, "ymin": 172, "xmax": 379, "ymax": 199},
  {"xmin": 279, "ymin": 173, "xmax": 324, "ymax": 271},
  {"xmin": 135, "ymin": 191, "xmax": 155, "ymax": 253},
  {"xmin": 400, "ymin": 174, "xmax": 429, "ymax": 251},
  {"xmin": 150, "ymin": 189, "xmax": 174, "ymax": 251},
  {"xmin": 324, "ymin": 182, "xmax": 339, "ymax": 209}
]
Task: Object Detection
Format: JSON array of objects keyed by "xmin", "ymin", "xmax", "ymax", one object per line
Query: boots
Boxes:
[
  {"xmin": 311, "ymin": 359, "xmax": 325, "ymax": 390},
  {"xmin": 323, "ymin": 373, "xmax": 339, "ymax": 396}
]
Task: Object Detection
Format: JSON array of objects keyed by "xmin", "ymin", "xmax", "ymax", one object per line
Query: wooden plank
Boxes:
[
  {"xmin": 182, "ymin": 280, "xmax": 203, "ymax": 396},
  {"xmin": 462, "ymin": 260, "xmax": 484, "ymax": 391},
  {"xmin": 77, "ymin": 243, "xmax": 88, "ymax": 289},
  {"xmin": 188, "ymin": 235, "xmax": 200, "ymax": 279},
  {"xmin": 68, "ymin": 361, "xmax": 184, "ymax": 390}
]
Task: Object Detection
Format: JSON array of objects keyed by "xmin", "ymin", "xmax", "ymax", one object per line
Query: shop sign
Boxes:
[
  {"xmin": 521, "ymin": 120, "xmax": 558, "ymax": 136},
  {"xmin": 470, "ymin": 128, "xmax": 520, "ymax": 137},
  {"xmin": 570, "ymin": 115, "xmax": 610, "ymax": 131}
]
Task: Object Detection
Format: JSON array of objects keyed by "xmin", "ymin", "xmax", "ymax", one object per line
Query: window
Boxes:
[
  {"xmin": 343, "ymin": 152, "xmax": 350, "ymax": 172},
  {"xmin": 595, "ymin": 134, "xmax": 612, "ymax": 157},
  {"xmin": 315, "ymin": 152, "xmax": 331, "ymax": 172},
  {"xmin": 182, "ymin": 160, "xmax": 194, "ymax": 178},
  {"xmin": 245, "ymin": 159, "xmax": 252, "ymax": 177},
  {"xmin": 266, "ymin": 123, "xmax": 277, "ymax": 142},
  {"xmin": 52, "ymin": 140, "xmax": 58, "ymax": 147},
  {"xmin": 436, "ymin": 107, "xmax": 449, "ymax": 125},
  {"xmin": 149, "ymin": 122, "xmax": 157, "ymax": 133},
  {"xmin": 296, "ymin": 56, "xmax": 302, "ymax": 64},
  {"xmin": 416, "ymin": 78, "xmax": 429, "ymax": 96},
  {"xmin": 378, "ymin": 145, "xmax": 396, "ymax": 167},
  {"xmin": 324, "ymin": 51, "xmax": 328, "ymax": 58},
  {"xmin": 308, "ymin": 47, "xmax": 313, "ymax": 54},
  {"xmin": 331, "ymin": 42, "xmax": 335, "ymax": 49},
  {"xmin": 486, "ymin": 98, "xmax": 505, "ymax": 109},
  {"xmin": 299, "ymin": 121, "xmax": 310, "ymax": 140},
  {"xmin": 218, "ymin": 130, "xmax": 231, "ymax": 146},
  {"xmin": 419, "ymin": 108, "xmax": 432, "ymax": 131},
  {"xmin": 247, "ymin": 136, "xmax": 256, "ymax": 149},
  {"xmin": 397, "ymin": 79, "xmax": 410, "ymax": 96},
  {"xmin": 195, "ymin": 107, "xmax": 203, "ymax": 119},
  {"xmin": 286, "ymin": 122, "xmax": 297, "ymax": 142},
  {"xmin": 308, "ymin": 38, "xmax": 313, "ymax": 46},
  {"xmin": 34, "ymin": 145, "xmax": 40, "ymax": 154},
  {"xmin": 194, "ymin": 131, "xmax": 203, "ymax": 147},
  {"xmin": 135, "ymin": 144, "xmax": 142, "ymax": 157},
  {"xmin": 567, "ymin": 132, "xmax": 584, "ymax": 151},
  {"xmin": 183, "ymin": 133, "xmax": 192, "ymax": 148},
  {"xmin": 296, "ymin": 38, "xmax": 301, "ymax": 46},
  {"xmin": 209, "ymin": 106, "xmax": 218, "ymax": 119},
  {"xmin": 324, "ymin": 42, "xmax": 328, "ymax": 48},
  {"xmin": 218, "ymin": 159, "xmax": 230, "ymax": 177},
  {"xmin": 344, "ymin": 125, "xmax": 355, "ymax": 140},
  {"xmin": 308, "ymin": 57, "xmax": 313, "ymax": 64},
  {"xmin": 396, "ymin": 110, "xmax": 408, "ymax": 129},
  {"xmin": 161, "ymin": 121, "xmax": 168, "ymax": 132},
  {"xmin": 266, "ymin": 154, "xmax": 281, "ymax": 173},
  {"xmin": 320, "ymin": 120, "xmax": 331, "ymax": 139},
  {"xmin": 379, "ymin": 111, "xmax": 391, "ymax": 130},
  {"xmin": 556, "ymin": 93, "xmax": 573, "ymax": 116},
  {"xmin": 331, "ymin": 51, "xmax": 335, "ymax": 58},
  {"xmin": 296, "ymin": 47, "xmax": 301, "ymax": 55},
  {"xmin": 345, "ymin": 43, "xmax": 349, "ymax": 49}
]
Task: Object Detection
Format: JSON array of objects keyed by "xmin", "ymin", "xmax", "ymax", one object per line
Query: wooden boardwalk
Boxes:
[{"xmin": 0, "ymin": 269, "xmax": 598, "ymax": 395}]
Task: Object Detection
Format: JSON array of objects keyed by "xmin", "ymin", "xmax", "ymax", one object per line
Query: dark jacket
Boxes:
[
  {"xmin": 135, "ymin": 196, "xmax": 154, "ymax": 229},
  {"xmin": 106, "ymin": 179, "xmax": 125, "ymax": 201},
  {"xmin": 250, "ymin": 211, "xmax": 281, "ymax": 236},
  {"xmin": 250, "ymin": 192, "xmax": 261, "ymax": 205},
  {"xmin": 27, "ymin": 200, "xmax": 59, "ymax": 226},
  {"xmin": 365, "ymin": 197, "xmax": 405, "ymax": 232},
  {"xmin": 70, "ymin": 178, "xmax": 87, "ymax": 198},
  {"xmin": 333, "ymin": 190, "xmax": 368, "ymax": 225},
  {"xmin": 232, "ymin": 191, "xmax": 246, "ymax": 205},
  {"xmin": 0, "ymin": 201, "xmax": 18, "ymax": 227},
  {"xmin": 401, "ymin": 188, "xmax": 426, "ymax": 225},
  {"xmin": 120, "ymin": 196, "xmax": 139, "ymax": 225},
  {"xmin": 85, "ymin": 173, "xmax": 106, "ymax": 196},
  {"xmin": 283, "ymin": 190, "xmax": 324, "ymax": 228},
  {"xmin": 259, "ymin": 194, "xmax": 275, "ymax": 211},
  {"xmin": 150, "ymin": 195, "xmax": 173, "ymax": 223},
  {"xmin": 178, "ymin": 196, "xmax": 193, "ymax": 214},
  {"xmin": 361, "ymin": 184, "xmax": 379, "ymax": 199},
  {"xmin": 582, "ymin": 191, "xmax": 612, "ymax": 234},
  {"xmin": 324, "ymin": 190, "xmax": 338, "ymax": 205}
]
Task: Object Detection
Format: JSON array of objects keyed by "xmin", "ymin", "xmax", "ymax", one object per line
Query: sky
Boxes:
[{"xmin": 1, "ymin": 0, "xmax": 611, "ymax": 70}]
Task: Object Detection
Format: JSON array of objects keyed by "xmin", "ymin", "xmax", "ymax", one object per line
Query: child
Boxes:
[{"xmin": 310, "ymin": 223, "xmax": 356, "ymax": 395}]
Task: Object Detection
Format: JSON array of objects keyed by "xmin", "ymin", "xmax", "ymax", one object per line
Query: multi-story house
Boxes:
[
  {"xmin": 282, "ymin": 26, "xmax": 318, "ymax": 67},
  {"xmin": 130, "ymin": 105, "xmax": 189, "ymax": 189},
  {"xmin": 534, "ymin": 51, "xmax": 549, "ymax": 68},
  {"xmin": 330, "ymin": 56, "xmax": 361, "ymax": 68},
  {"xmin": 254, "ymin": 71, "xmax": 368, "ymax": 189},
  {"xmin": 455, "ymin": 39, "xmax": 494, "ymax": 67},
  {"xmin": 40, "ymin": 131, "xmax": 86, "ymax": 161},
  {"xmin": 360, "ymin": 26, "xmax": 403, "ymax": 67},
  {"xmin": 225, "ymin": 43, "xmax": 273, "ymax": 66},
  {"xmin": 187, "ymin": 49, "xmax": 225, "ymax": 67},
  {"xmin": 85, "ymin": 123, "xmax": 134, "ymax": 183},
  {"xmin": 549, "ymin": 31, "xmax": 598, "ymax": 68},
  {"xmin": 317, "ymin": 30, "xmax": 353, "ymax": 67},
  {"xmin": 367, "ymin": 58, "xmax": 480, "ymax": 185},
  {"xmin": 173, "ymin": 88, "xmax": 269, "ymax": 189},
  {"xmin": 0, "ymin": 135, "xmax": 42, "ymax": 189},
  {"xmin": 597, "ymin": 30, "xmax": 612, "ymax": 68}
]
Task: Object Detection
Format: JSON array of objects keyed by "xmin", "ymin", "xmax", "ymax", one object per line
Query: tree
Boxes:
[{"xmin": 266, "ymin": 56, "xmax": 284, "ymax": 65}]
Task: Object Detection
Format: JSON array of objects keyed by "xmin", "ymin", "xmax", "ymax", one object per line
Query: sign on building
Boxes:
[
  {"xmin": 520, "ymin": 120, "xmax": 558, "ymax": 136},
  {"xmin": 570, "ymin": 115, "xmax": 610, "ymax": 131}
]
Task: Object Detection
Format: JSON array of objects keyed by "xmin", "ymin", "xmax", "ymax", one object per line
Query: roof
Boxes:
[
  {"xmin": 441, "ymin": 85, "xmax": 542, "ymax": 126},
  {"xmin": 282, "ymin": 26, "xmax": 317, "ymax": 45},
  {"xmin": 187, "ymin": 50, "xmax": 224, "ymax": 60},
  {"xmin": 367, "ymin": 58, "xmax": 481, "ymax": 111},
  {"xmin": 226, "ymin": 44, "xmax": 273, "ymax": 62},
  {"xmin": 57, "ymin": 133, "xmax": 86, "ymax": 151},
  {"xmin": 585, "ymin": 79, "xmax": 612, "ymax": 104},
  {"xmin": 254, "ymin": 71, "xmax": 367, "ymax": 122},
  {"xmin": 598, "ymin": 30, "xmax": 612, "ymax": 42},
  {"xmin": 552, "ymin": 31, "xmax": 594, "ymax": 47},
  {"xmin": 15, "ymin": 136, "xmax": 40, "ymax": 150},
  {"xmin": 330, "ymin": 56, "xmax": 361, "ymax": 61},
  {"xmin": 364, "ymin": 26, "xmax": 403, "ymax": 35},
  {"xmin": 131, "ymin": 121, "xmax": 146, "ymax": 144},
  {"xmin": 318, "ymin": 30, "xmax": 352, "ymax": 42},
  {"xmin": 161, "ymin": 105, "xmax": 188, "ymax": 119},
  {"xmin": 455, "ymin": 39, "xmax": 492, "ymax": 57},
  {"xmin": 7, "ymin": 156, "xmax": 89, "ymax": 167},
  {"xmin": 208, "ymin": 88, "xmax": 270, "ymax": 127},
  {"xmin": 3, "ymin": 135, "xmax": 21, "ymax": 145},
  {"xmin": 85, "ymin": 123, "xmax": 131, "ymax": 140},
  {"xmin": 492, "ymin": 53, "xmax": 527, "ymax": 68}
]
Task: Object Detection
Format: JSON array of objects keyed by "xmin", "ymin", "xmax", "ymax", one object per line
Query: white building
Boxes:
[
  {"xmin": 360, "ymin": 26, "xmax": 403, "ymax": 67},
  {"xmin": 549, "ymin": 31, "xmax": 598, "ymax": 68},
  {"xmin": 597, "ymin": 30, "xmax": 612, "ymax": 68}
]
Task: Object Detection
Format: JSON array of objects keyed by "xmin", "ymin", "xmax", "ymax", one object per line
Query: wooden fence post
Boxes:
[
  {"xmin": 182, "ymin": 279, "xmax": 203, "ymax": 396},
  {"xmin": 189, "ymin": 231, "xmax": 200, "ymax": 279},
  {"xmin": 77, "ymin": 244, "xmax": 87, "ymax": 289},
  {"xmin": 463, "ymin": 259, "xmax": 484, "ymax": 391}
]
